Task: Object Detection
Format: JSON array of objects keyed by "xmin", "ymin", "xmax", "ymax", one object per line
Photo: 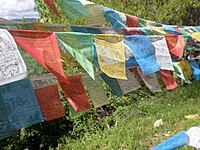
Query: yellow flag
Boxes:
[
  {"xmin": 152, "ymin": 28, "xmax": 166, "ymax": 35},
  {"xmin": 177, "ymin": 60, "xmax": 192, "ymax": 79},
  {"xmin": 94, "ymin": 34, "xmax": 127, "ymax": 79},
  {"xmin": 191, "ymin": 32, "xmax": 200, "ymax": 42}
]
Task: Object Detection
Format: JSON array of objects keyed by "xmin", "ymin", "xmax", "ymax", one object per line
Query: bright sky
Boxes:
[{"xmin": 0, "ymin": 0, "xmax": 39, "ymax": 20}]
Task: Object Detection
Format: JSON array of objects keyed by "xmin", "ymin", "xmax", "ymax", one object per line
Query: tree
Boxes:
[{"xmin": 34, "ymin": 0, "xmax": 200, "ymax": 26}]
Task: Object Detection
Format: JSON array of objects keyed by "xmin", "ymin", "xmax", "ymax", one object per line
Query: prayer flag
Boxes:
[
  {"xmin": 173, "ymin": 62, "xmax": 191, "ymax": 84},
  {"xmin": 117, "ymin": 70, "xmax": 141, "ymax": 94},
  {"xmin": 178, "ymin": 60, "xmax": 192, "ymax": 79},
  {"xmin": 0, "ymin": 29, "xmax": 27, "ymax": 86},
  {"xmin": 159, "ymin": 70, "xmax": 179, "ymax": 90},
  {"xmin": 165, "ymin": 35, "xmax": 185, "ymax": 60},
  {"xmin": 57, "ymin": 0, "xmax": 88, "ymax": 20},
  {"xmin": 94, "ymin": 34, "xmax": 127, "ymax": 79},
  {"xmin": 137, "ymin": 67, "xmax": 161, "ymax": 93},
  {"xmin": 0, "ymin": 79, "xmax": 44, "ymax": 139},
  {"xmin": 82, "ymin": 74, "xmax": 109, "ymax": 108},
  {"xmin": 188, "ymin": 59, "xmax": 200, "ymax": 80},
  {"xmin": 191, "ymin": 32, "xmax": 200, "ymax": 42},
  {"xmin": 125, "ymin": 14, "xmax": 139, "ymax": 27},
  {"xmin": 100, "ymin": 73, "xmax": 123, "ymax": 96},
  {"xmin": 44, "ymin": 0, "xmax": 60, "ymax": 17},
  {"xmin": 56, "ymin": 32, "xmax": 95, "ymax": 79},
  {"xmin": 35, "ymin": 84, "xmax": 66, "ymax": 121},
  {"xmin": 124, "ymin": 35, "xmax": 161, "ymax": 76},
  {"xmin": 149, "ymin": 36, "xmax": 174, "ymax": 70},
  {"xmin": 59, "ymin": 75, "xmax": 92, "ymax": 112}
]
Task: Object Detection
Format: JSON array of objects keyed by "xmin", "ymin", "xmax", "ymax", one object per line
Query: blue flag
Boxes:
[
  {"xmin": 124, "ymin": 35, "xmax": 160, "ymax": 75},
  {"xmin": 100, "ymin": 73, "xmax": 123, "ymax": 96},
  {"xmin": 0, "ymin": 79, "xmax": 44, "ymax": 139},
  {"xmin": 189, "ymin": 59, "xmax": 200, "ymax": 80},
  {"xmin": 152, "ymin": 131, "xmax": 189, "ymax": 150}
]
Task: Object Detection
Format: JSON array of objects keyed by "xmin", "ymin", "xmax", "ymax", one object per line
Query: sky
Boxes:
[{"xmin": 0, "ymin": 0, "xmax": 39, "ymax": 20}]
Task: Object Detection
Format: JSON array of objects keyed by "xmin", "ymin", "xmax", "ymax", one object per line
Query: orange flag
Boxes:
[
  {"xmin": 165, "ymin": 34, "xmax": 185, "ymax": 60},
  {"xmin": 159, "ymin": 70, "xmax": 179, "ymax": 90},
  {"xmin": 126, "ymin": 14, "xmax": 139, "ymax": 27},
  {"xmin": 44, "ymin": 0, "xmax": 60, "ymax": 17},
  {"xmin": 10, "ymin": 30, "xmax": 92, "ymax": 112},
  {"xmin": 35, "ymin": 84, "xmax": 65, "ymax": 121}
]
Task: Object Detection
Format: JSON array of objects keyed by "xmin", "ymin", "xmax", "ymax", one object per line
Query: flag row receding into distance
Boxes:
[
  {"xmin": 0, "ymin": 79, "xmax": 44, "ymax": 140},
  {"xmin": 9, "ymin": 30, "xmax": 92, "ymax": 112}
]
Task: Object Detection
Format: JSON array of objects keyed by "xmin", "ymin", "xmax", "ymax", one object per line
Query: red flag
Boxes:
[
  {"xmin": 59, "ymin": 75, "xmax": 92, "ymax": 112},
  {"xmin": 121, "ymin": 28, "xmax": 143, "ymax": 35},
  {"xmin": 165, "ymin": 35, "xmax": 184, "ymax": 60},
  {"xmin": 126, "ymin": 14, "xmax": 139, "ymax": 27},
  {"xmin": 9, "ymin": 30, "xmax": 92, "ymax": 112},
  {"xmin": 35, "ymin": 84, "xmax": 65, "ymax": 121},
  {"xmin": 130, "ymin": 67, "xmax": 142, "ymax": 79},
  {"xmin": 159, "ymin": 70, "xmax": 179, "ymax": 90},
  {"xmin": 44, "ymin": 0, "xmax": 60, "ymax": 17}
]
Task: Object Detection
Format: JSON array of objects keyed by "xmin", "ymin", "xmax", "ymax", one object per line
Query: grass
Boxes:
[{"xmin": 61, "ymin": 81, "xmax": 200, "ymax": 150}]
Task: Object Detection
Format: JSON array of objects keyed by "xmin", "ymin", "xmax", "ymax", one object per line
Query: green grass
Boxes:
[{"xmin": 61, "ymin": 81, "xmax": 200, "ymax": 150}]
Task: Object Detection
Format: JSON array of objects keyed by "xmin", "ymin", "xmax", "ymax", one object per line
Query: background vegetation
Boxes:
[{"xmin": 1, "ymin": 0, "xmax": 200, "ymax": 150}]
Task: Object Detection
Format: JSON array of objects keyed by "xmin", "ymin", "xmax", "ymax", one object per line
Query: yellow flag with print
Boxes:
[
  {"xmin": 94, "ymin": 34, "xmax": 127, "ymax": 79},
  {"xmin": 152, "ymin": 28, "xmax": 167, "ymax": 35},
  {"xmin": 191, "ymin": 32, "xmax": 200, "ymax": 42},
  {"xmin": 177, "ymin": 60, "xmax": 192, "ymax": 79}
]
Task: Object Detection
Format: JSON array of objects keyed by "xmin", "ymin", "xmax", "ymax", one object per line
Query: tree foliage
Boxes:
[{"xmin": 34, "ymin": 0, "xmax": 200, "ymax": 26}]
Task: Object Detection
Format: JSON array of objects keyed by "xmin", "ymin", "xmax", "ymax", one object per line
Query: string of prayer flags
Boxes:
[
  {"xmin": 188, "ymin": 60, "xmax": 200, "ymax": 80},
  {"xmin": 94, "ymin": 34, "xmax": 127, "ymax": 79},
  {"xmin": 70, "ymin": 26, "xmax": 102, "ymax": 34},
  {"xmin": 35, "ymin": 84, "xmax": 66, "ymax": 121},
  {"xmin": 0, "ymin": 79, "xmax": 44, "ymax": 140},
  {"xmin": 173, "ymin": 62, "xmax": 191, "ymax": 84},
  {"xmin": 10, "ymin": 30, "xmax": 91, "ymax": 112},
  {"xmin": 138, "ymin": 18, "xmax": 163, "ymax": 27},
  {"xmin": 149, "ymin": 36, "xmax": 174, "ymax": 70},
  {"xmin": 137, "ymin": 67, "xmax": 162, "ymax": 92},
  {"xmin": 0, "ymin": 23, "xmax": 34, "ymax": 30},
  {"xmin": 0, "ymin": 29, "xmax": 27, "ymax": 86},
  {"xmin": 100, "ymin": 73, "xmax": 123, "ymax": 97},
  {"xmin": 165, "ymin": 34, "xmax": 185, "ymax": 60},
  {"xmin": 57, "ymin": 0, "xmax": 88, "ymax": 20},
  {"xmin": 140, "ymin": 28, "xmax": 155, "ymax": 35},
  {"xmin": 44, "ymin": 0, "xmax": 60, "ymax": 17},
  {"xmin": 121, "ymin": 28, "xmax": 143, "ymax": 35},
  {"xmin": 31, "ymin": 73, "xmax": 55, "ymax": 89},
  {"xmin": 58, "ymin": 75, "xmax": 92, "ymax": 112},
  {"xmin": 82, "ymin": 74, "xmax": 109, "ymax": 108},
  {"xmin": 117, "ymin": 70, "xmax": 141, "ymax": 94},
  {"xmin": 104, "ymin": 7, "xmax": 127, "ymax": 30},
  {"xmin": 177, "ymin": 60, "xmax": 192, "ymax": 80},
  {"xmin": 56, "ymin": 32, "xmax": 95, "ymax": 79},
  {"xmin": 158, "ymin": 70, "xmax": 179, "ymax": 90},
  {"xmin": 33, "ymin": 23, "xmax": 68, "ymax": 32},
  {"xmin": 124, "ymin": 35, "xmax": 161, "ymax": 76}
]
